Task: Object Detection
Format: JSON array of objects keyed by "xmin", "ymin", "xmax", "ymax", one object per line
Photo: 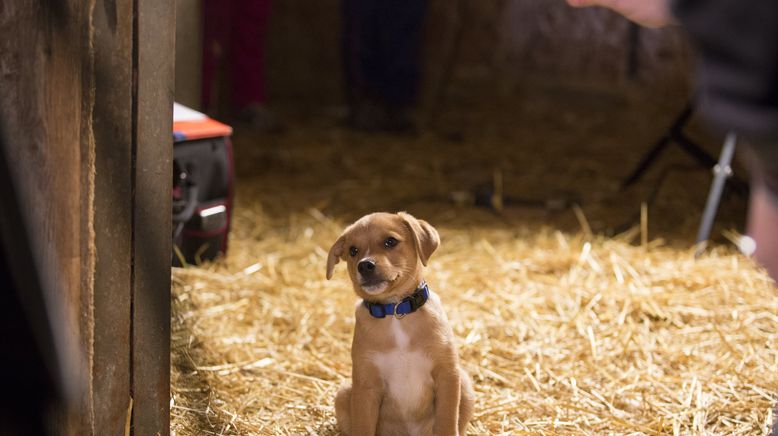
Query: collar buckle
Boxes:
[{"xmin": 393, "ymin": 303, "xmax": 407, "ymax": 319}]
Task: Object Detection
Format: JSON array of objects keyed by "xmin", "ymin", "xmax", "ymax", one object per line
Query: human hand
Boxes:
[{"xmin": 566, "ymin": 0, "xmax": 676, "ymax": 28}]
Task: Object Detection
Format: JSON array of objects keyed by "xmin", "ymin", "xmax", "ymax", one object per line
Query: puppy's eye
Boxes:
[
  {"xmin": 349, "ymin": 246, "xmax": 358, "ymax": 257},
  {"xmin": 384, "ymin": 237, "xmax": 398, "ymax": 248}
]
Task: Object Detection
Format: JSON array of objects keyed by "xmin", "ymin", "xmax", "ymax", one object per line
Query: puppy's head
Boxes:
[{"xmin": 326, "ymin": 212, "xmax": 439, "ymax": 301}]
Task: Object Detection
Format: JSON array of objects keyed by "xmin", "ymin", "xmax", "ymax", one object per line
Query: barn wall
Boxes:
[
  {"xmin": 175, "ymin": 0, "xmax": 203, "ymax": 108},
  {"xmin": 428, "ymin": 0, "xmax": 692, "ymax": 83},
  {"xmin": 265, "ymin": 0, "xmax": 343, "ymax": 103},
  {"xmin": 0, "ymin": 1, "xmax": 173, "ymax": 434},
  {"xmin": 0, "ymin": 2, "xmax": 95, "ymax": 433},
  {"xmin": 259, "ymin": 0, "xmax": 692, "ymax": 105},
  {"xmin": 174, "ymin": 2, "xmax": 692, "ymax": 112}
]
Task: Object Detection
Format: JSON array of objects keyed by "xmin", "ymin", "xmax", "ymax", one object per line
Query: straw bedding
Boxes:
[{"xmin": 170, "ymin": 84, "xmax": 777, "ymax": 435}]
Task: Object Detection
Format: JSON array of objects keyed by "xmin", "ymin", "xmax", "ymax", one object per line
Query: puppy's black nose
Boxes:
[{"xmin": 358, "ymin": 260, "xmax": 376, "ymax": 275}]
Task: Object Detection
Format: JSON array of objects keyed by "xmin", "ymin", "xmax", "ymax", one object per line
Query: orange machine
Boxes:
[{"xmin": 172, "ymin": 103, "xmax": 234, "ymax": 266}]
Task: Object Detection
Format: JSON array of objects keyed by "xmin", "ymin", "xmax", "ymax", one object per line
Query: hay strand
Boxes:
[
  {"xmin": 171, "ymin": 204, "xmax": 778, "ymax": 435},
  {"xmin": 641, "ymin": 202, "xmax": 648, "ymax": 249},
  {"xmin": 170, "ymin": 86, "xmax": 772, "ymax": 434}
]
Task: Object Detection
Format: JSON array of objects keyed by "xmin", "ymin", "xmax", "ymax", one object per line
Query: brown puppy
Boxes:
[{"xmin": 327, "ymin": 212, "xmax": 474, "ymax": 436}]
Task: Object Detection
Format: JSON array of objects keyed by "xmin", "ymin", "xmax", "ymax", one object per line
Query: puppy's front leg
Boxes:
[
  {"xmin": 433, "ymin": 365, "xmax": 462, "ymax": 436},
  {"xmin": 350, "ymin": 369, "xmax": 382, "ymax": 436}
]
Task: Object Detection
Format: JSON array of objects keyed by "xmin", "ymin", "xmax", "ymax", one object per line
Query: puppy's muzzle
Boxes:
[{"xmin": 358, "ymin": 259, "xmax": 388, "ymax": 294}]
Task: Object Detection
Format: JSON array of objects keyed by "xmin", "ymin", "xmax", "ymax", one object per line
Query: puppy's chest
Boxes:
[{"xmin": 370, "ymin": 319, "xmax": 434, "ymax": 413}]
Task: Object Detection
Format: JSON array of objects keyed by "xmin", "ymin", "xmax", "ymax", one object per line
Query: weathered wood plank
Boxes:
[
  {"xmin": 92, "ymin": 0, "xmax": 135, "ymax": 434},
  {"xmin": 0, "ymin": 1, "xmax": 95, "ymax": 434},
  {"xmin": 132, "ymin": 0, "xmax": 175, "ymax": 434},
  {"xmin": 2, "ymin": 1, "xmax": 176, "ymax": 434}
]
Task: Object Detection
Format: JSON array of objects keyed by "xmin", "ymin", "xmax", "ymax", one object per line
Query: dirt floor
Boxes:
[{"xmin": 170, "ymin": 78, "xmax": 777, "ymax": 434}]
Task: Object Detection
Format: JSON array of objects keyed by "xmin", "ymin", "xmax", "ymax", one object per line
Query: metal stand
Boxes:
[
  {"xmin": 695, "ymin": 132, "xmax": 738, "ymax": 256},
  {"xmin": 623, "ymin": 103, "xmax": 704, "ymax": 185},
  {"xmin": 621, "ymin": 101, "xmax": 748, "ymax": 196}
]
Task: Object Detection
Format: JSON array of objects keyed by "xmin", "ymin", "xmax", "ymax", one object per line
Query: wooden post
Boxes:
[
  {"xmin": 92, "ymin": 0, "xmax": 135, "ymax": 433},
  {"xmin": 132, "ymin": 0, "xmax": 174, "ymax": 434},
  {"xmin": 0, "ymin": 1, "xmax": 174, "ymax": 434},
  {"xmin": 0, "ymin": 2, "xmax": 95, "ymax": 434}
]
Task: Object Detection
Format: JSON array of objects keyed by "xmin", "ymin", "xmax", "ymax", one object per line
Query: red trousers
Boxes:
[{"xmin": 202, "ymin": 0, "xmax": 272, "ymax": 111}]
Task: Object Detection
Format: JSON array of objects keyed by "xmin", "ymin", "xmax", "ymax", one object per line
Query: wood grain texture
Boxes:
[
  {"xmin": 0, "ymin": 1, "xmax": 94, "ymax": 434},
  {"xmin": 132, "ymin": 0, "xmax": 175, "ymax": 434},
  {"xmin": 1, "ymin": 1, "xmax": 174, "ymax": 434},
  {"xmin": 92, "ymin": 0, "xmax": 135, "ymax": 434}
]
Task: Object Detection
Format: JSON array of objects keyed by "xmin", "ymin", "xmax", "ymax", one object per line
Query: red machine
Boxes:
[{"xmin": 172, "ymin": 103, "xmax": 234, "ymax": 266}]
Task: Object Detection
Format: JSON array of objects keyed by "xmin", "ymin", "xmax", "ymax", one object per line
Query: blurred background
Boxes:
[
  {"xmin": 173, "ymin": 0, "xmax": 745, "ymax": 242},
  {"xmin": 165, "ymin": 2, "xmax": 778, "ymax": 434}
]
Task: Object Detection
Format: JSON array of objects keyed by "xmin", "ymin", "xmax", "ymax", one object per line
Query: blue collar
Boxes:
[{"xmin": 363, "ymin": 282, "xmax": 430, "ymax": 319}]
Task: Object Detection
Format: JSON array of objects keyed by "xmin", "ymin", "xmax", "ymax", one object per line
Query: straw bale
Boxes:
[
  {"xmin": 172, "ymin": 82, "xmax": 773, "ymax": 435},
  {"xmin": 171, "ymin": 202, "xmax": 777, "ymax": 435}
]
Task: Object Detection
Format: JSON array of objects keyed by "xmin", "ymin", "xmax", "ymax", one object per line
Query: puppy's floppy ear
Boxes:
[
  {"xmin": 398, "ymin": 212, "xmax": 440, "ymax": 266},
  {"xmin": 326, "ymin": 232, "xmax": 347, "ymax": 280}
]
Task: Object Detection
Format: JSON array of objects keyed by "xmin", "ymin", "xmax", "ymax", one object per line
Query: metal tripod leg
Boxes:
[
  {"xmin": 695, "ymin": 132, "xmax": 737, "ymax": 257},
  {"xmin": 622, "ymin": 103, "xmax": 695, "ymax": 188}
]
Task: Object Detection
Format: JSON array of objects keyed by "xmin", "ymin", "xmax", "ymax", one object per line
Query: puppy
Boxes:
[{"xmin": 327, "ymin": 212, "xmax": 474, "ymax": 436}]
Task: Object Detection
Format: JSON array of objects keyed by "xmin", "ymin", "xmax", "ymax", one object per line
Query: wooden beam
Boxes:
[
  {"xmin": 0, "ymin": 1, "xmax": 94, "ymax": 434},
  {"xmin": 131, "ymin": 0, "xmax": 174, "ymax": 434},
  {"xmin": 2, "ymin": 1, "xmax": 175, "ymax": 434},
  {"xmin": 92, "ymin": 0, "xmax": 135, "ymax": 434}
]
